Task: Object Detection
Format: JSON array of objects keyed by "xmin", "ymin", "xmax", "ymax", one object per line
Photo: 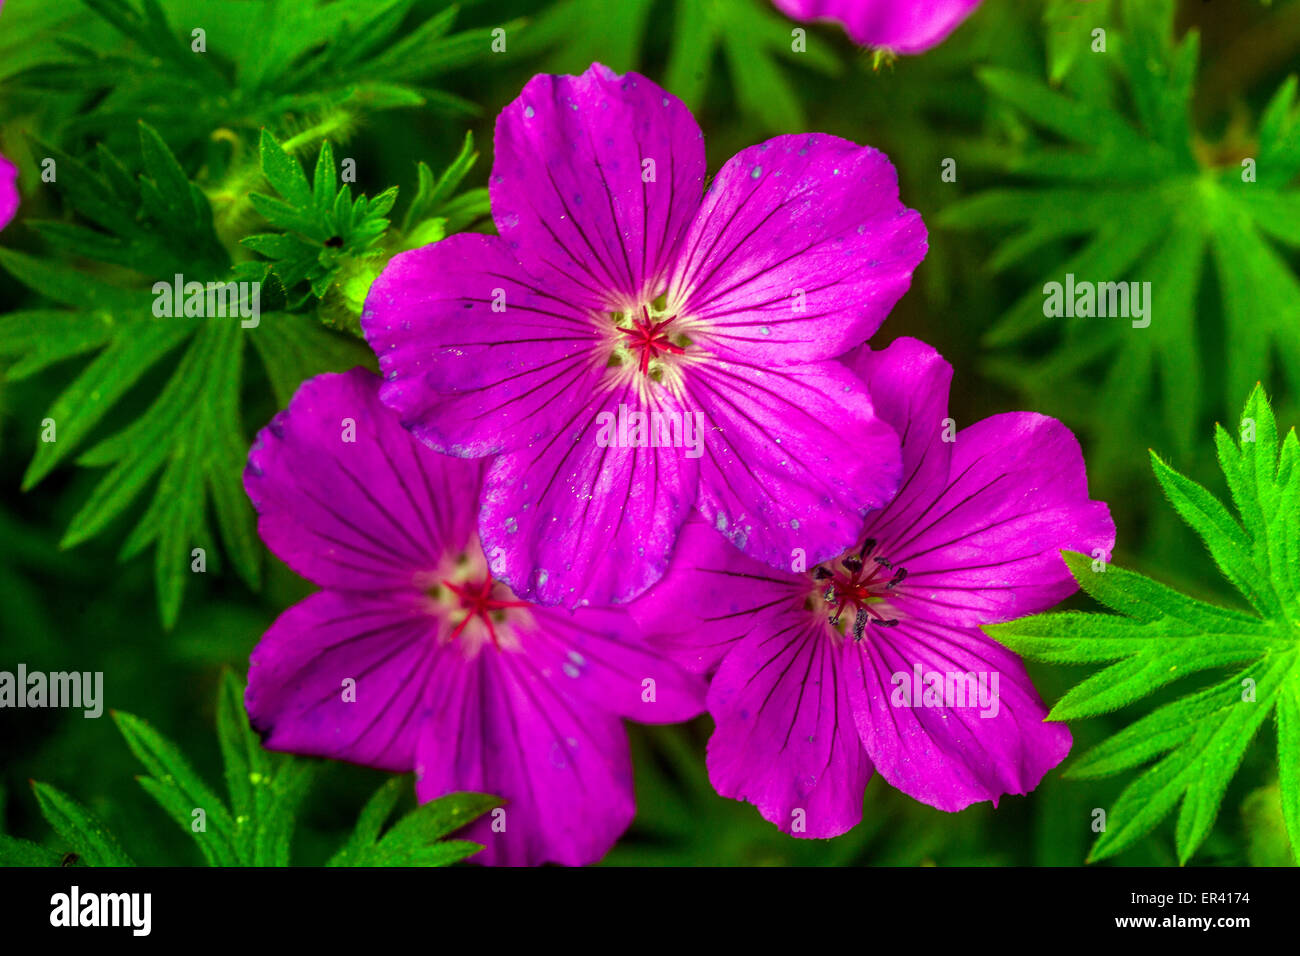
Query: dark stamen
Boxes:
[
  {"xmin": 812, "ymin": 566, "xmax": 832, "ymax": 580},
  {"xmin": 870, "ymin": 617, "xmax": 899, "ymax": 628},
  {"xmin": 858, "ymin": 537, "xmax": 876, "ymax": 560},
  {"xmin": 887, "ymin": 567, "xmax": 908, "ymax": 589},
  {"xmin": 841, "ymin": 555, "xmax": 862, "ymax": 574},
  {"xmin": 851, "ymin": 609, "xmax": 868, "ymax": 642}
]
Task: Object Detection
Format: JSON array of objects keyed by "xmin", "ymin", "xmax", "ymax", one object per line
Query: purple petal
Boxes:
[
  {"xmin": 877, "ymin": 411, "xmax": 1115, "ymax": 627},
  {"xmin": 492, "ymin": 63, "xmax": 706, "ymax": 307},
  {"xmin": 479, "ymin": 384, "xmax": 699, "ymax": 607},
  {"xmin": 0, "ymin": 151, "xmax": 17, "ymax": 231},
  {"xmin": 773, "ymin": 0, "xmax": 983, "ymax": 54},
  {"xmin": 521, "ymin": 604, "xmax": 707, "ymax": 722},
  {"xmin": 707, "ymin": 617, "xmax": 873, "ymax": 837},
  {"xmin": 363, "ymin": 233, "xmax": 604, "ymax": 458},
  {"xmin": 666, "ymin": 134, "xmax": 926, "ymax": 364},
  {"xmin": 414, "ymin": 649, "xmax": 635, "ymax": 866},
  {"xmin": 245, "ymin": 369, "xmax": 482, "ymax": 590},
  {"xmin": 843, "ymin": 336, "xmax": 956, "ymax": 534},
  {"xmin": 686, "ymin": 357, "xmax": 901, "ymax": 570},
  {"xmin": 246, "ymin": 590, "xmax": 442, "ymax": 772},
  {"xmin": 628, "ymin": 515, "xmax": 805, "ymax": 675},
  {"xmin": 845, "ymin": 618, "xmax": 1070, "ymax": 811}
]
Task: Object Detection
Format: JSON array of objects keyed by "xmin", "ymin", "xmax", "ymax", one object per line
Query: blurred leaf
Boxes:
[
  {"xmin": 0, "ymin": 833, "xmax": 66, "ymax": 867},
  {"xmin": 942, "ymin": 0, "xmax": 1300, "ymax": 479},
  {"xmin": 0, "ymin": 126, "xmax": 373, "ymax": 626},
  {"xmin": 22, "ymin": 0, "xmax": 517, "ymax": 151}
]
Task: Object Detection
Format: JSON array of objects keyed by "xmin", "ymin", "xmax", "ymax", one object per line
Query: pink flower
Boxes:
[
  {"xmin": 631, "ymin": 338, "xmax": 1115, "ymax": 836},
  {"xmin": 363, "ymin": 64, "xmax": 926, "ymax": 608},
  {"xmin": 0, "ymin": 151, "xmax": 18, "ymax": 231},
  {"xmin": 773, "ymin": 0, "xmax": 983, "ymax": 54},
  {"xmin": 243, "ymin": 368, "xmax": 705, "ymax": 865}
]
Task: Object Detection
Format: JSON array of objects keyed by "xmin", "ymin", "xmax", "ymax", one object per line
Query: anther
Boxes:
[
  {"xmin": 870, "ymin": 617, "xmax": 899, "ymax": 628},
  {"xmin": 887, "ymin": 567, "xmax": 908, "ymax": 589}
]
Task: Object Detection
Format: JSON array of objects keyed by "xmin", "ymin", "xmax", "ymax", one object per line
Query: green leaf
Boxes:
[
  {"xmin": 328, "ymin": 785, "xmax": 498, "ymax": 867},
  {"xmin": 112, "ymin": 710, "xmax": 242, "ymax": 866},
  {"xmin": 259, "ymin": 129, "xmax": 315, "ymax": 212},
  {"xmin": 0, "ymin": 123, "xmax": 383, "ymax": 624},
  {"xmin": 245, "ymin": 132, "xmax": 398, "ymax": 308},
  {"xmin": 942, "ymin": 4, "xmax": 1300, "ymax": 486},
  {"xmin": 30, "ymin": 782, "xmax": 134, "ymax": 867},
  {"xmin": 532, "ymin": 0, "xmax": 839, "ymax": 133},
  {"xmin": 401, "ymin": 131, "xmax": 487, "ymax": 237},
  {"xmin": 216, "ymin": 670, "xmax": 316, "ymax": 866},
  {"xmin": 0, "ymin": 833, "xmax": 65, "ymax": 867},
  {"xmin": 36, "ymin": 0, "xmax": 508, "ymax": 154},
  {"xmin": 216, "ymin": 669, "xmax": 266, "ymax": 831},
  {"xmin": 2, "ymin": 677, "xmax": 445, "ymax": 867},
  {"xmin": 991, "ymin": 388, "xmax": 1300, "ymax": 864},
  {"xmin": 1278, "ymin": 682, "xmax": 1300, "ymax": 859},
  {"xmin": 326, "ymin": 778, "xmax": 406, "ymax": 867}
]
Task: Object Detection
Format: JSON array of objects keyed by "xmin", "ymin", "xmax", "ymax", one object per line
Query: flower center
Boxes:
[
  {"xmin": 620, "ymin": 306, "xmax": 685, "ymax": 375},
  {"xmin": 607, "ymin": 296, "xmax": 691, "ymax": 382},
  {"xmin": 436, "ymin": 574, "xmax": 529, "ymax": 649},
  {"xmin": 811, "ymin": 538, "xmax": 908, "ymax": 642}
]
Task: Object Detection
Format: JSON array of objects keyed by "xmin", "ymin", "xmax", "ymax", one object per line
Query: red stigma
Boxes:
[
  {"xmin": 442, "ymin": 576, "xmax": 529, "ymax": 647},
  {"xmin": 619, "ymin": 305, "xmax": 685, "ymax": 375},
  {"xmin": 815, "ymin": 539, "xmax": 907, "ymax": 640}
]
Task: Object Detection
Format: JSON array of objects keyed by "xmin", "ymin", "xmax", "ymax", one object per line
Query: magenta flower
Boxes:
[
  {"xmin": 243, "ymin": 368, "xmax": 705, "ymax": 866},
  {"xmin": 363, "ymin": 63, "xmax": 926, "ymax": 608},
  {"xmin": 0, "ymin": 150, "xmax": 18, "ymax": 231},
  {"xmin": 630, "ymin": 337, "xmax": 1115, "ymax": 836},
  {"xmin": 773, "ymin": 0, "xmax": 982, "ymax": 54}
]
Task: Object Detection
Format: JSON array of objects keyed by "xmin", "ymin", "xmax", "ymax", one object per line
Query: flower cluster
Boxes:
[{"xmin": 245, "ymin": 63, "xmax": 1111, "ymax": 865}]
